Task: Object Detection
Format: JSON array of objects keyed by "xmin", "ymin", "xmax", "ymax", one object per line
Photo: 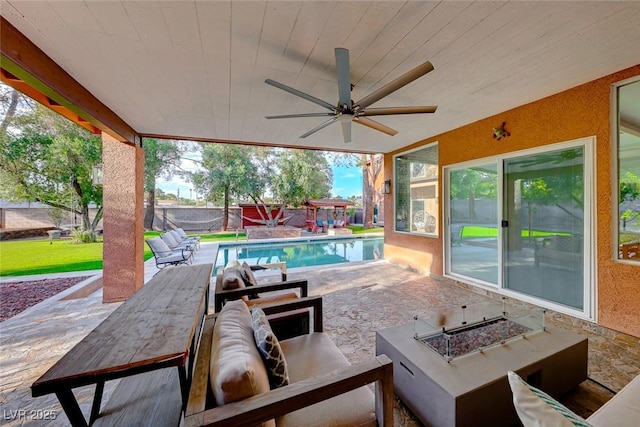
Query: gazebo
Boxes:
[{"xmin": 303, "ymin": 198, "xmax": 354, "ymax": 232}]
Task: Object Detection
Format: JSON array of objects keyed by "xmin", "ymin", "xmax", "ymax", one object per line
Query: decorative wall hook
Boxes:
[{"xmin": 493, "ymin": 122, "xmax": 510, "ymax": 141}]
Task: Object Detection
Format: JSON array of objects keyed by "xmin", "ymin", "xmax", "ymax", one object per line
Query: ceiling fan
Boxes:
[{"xmin": 264, "ymin": 47, "xmax": 437, "ymax": 143}]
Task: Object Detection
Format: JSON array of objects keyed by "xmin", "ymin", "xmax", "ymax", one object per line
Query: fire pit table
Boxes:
[{"xmin": 376, "ymin": 299, "xmax": 587, "ymax": 427}]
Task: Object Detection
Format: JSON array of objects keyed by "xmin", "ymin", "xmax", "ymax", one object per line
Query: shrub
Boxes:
[{"xmin": 71, "ymin": 229, "xmax": 98, "ymax": 244}]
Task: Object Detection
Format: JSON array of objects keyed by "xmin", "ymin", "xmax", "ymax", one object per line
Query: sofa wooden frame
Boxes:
[
  {"xmin": 214, "ymin": 262, "xmax": 308, "ymax": 313},
  {"xmin": 184, "ymin": 296, "xmax": 394, "ymax": 427}
]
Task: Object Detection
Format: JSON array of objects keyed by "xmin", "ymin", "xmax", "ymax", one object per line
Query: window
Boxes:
[
  {"xmin": 394, "ymin": 144, "xmax": 438, "ymax": 235},
  {"xmin": 615, "ymin": 77, "xmax": 640, "ymax": 262}
]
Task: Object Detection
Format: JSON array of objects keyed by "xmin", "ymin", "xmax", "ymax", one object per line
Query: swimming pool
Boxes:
[{"xmin": 214, "ymin": 236, "xmax": 383, "ymax": 272}]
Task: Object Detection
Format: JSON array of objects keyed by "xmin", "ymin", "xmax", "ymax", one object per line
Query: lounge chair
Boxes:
[
  {"xmin": 146, "ymin": 237, "xmax": 193, "ymax": 270},
  {"xmin": 160, "ymin": 231, "xmax": 197, "ymax": 252},
  {"xmin": 175, "ymin": 228, "xmax": 201, "ymax": 247},
  {"xmin": 168, "ymin": 229, "xmax": 200, "ymax": 251}
]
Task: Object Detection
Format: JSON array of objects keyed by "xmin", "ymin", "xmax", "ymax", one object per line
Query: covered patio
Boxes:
[
  {"xmin": 1, "ymin": 1, "xmax": 640, "ymax": 425},
  {"xmin": 1, "ymin": 249, "xmax": 637, "ymax": 426}
]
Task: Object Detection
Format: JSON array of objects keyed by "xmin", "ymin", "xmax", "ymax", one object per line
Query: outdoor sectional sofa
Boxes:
[
  {"xmin": 184, "ymin": 296, "xmax": 394, "ymax": 427},
  {"xmin": 214, "ymin": 261, "xmax": 310, "ymax": 339},
  {"xmin": 510, "ymin": 370, "xmax": 640, "ymax": 427}
]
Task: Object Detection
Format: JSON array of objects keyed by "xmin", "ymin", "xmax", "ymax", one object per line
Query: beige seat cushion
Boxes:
[
  {"xmin": 277, "ymin": 333, "xmax": 376, "ymax": 427},
  {"xmin": 209, "ymin": 300, "xmax": 273, "ymax": 426}
]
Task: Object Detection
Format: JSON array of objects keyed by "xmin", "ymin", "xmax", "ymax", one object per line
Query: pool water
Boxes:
[{"xmin": 214, "ymin": 236, "xmax": 383, "ymax": 272}]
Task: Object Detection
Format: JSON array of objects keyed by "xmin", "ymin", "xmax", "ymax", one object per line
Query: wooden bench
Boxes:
[
  {"xmin": 93, "ymin": 317, "xmax": 216, "ymax": 427},
  {"xmin": 32, "ymin": 263, "xmax": 213, "ymax": 427}
]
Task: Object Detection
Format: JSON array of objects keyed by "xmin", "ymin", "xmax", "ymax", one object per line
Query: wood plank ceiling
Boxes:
[{"xmin": 2, "ymin": 1, "xmax": 640, "ymax": 154}]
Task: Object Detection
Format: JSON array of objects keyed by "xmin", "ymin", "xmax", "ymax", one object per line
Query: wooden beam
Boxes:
[
  {"xmin": 140, "ymin": 133, "xmax": 378, "ymax": 155},
  {"xmin": 1, "ymin": 69, "xmax": 100, "ymax": 135},
  {"xmin": 0, "ymin": 16, "xmax": 140, "ymax": 146}
]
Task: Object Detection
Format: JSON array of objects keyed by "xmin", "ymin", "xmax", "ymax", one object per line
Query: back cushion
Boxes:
[
  {"xmin": 161, "ymin": 232, "xmax": 178, "ymax": 247},
  {"xmin": 221, "ymin": 265, "xmax": 246, "ymax": 290},
  {"xmin": 148, "ymin": 237, "xmax": 172, "ymax": 257},
  {"xmin": 169, "ymin": 230, "xmax": 183, "ymax": 242},
  {"xmin": 210, "ymin": 301, "xmax": 273, "ymax": 425}
]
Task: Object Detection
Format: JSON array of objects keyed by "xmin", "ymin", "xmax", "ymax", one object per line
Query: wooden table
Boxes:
[{"xmin": 32, "ymin": 263, "xmax": 213, "ymax": 427}]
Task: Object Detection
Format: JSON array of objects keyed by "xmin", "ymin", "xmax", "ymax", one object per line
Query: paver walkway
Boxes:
[{"xmin": 1, "ymin": 241, "xmax": 638, "ymax": 426}]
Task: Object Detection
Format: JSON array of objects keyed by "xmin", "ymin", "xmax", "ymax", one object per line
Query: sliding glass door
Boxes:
[
  {"xmin": 503, "ymin": 147, "xmax": 586, "ymax": 310},
  {"xmin": 445, "ymin": 139, "xmax": 592, "ymax": 317},
  {"xmin": 448, "ymin": 164, "xmax": 499, "ymax": 285}
]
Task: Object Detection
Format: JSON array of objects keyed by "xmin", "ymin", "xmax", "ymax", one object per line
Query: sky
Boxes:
[{"xmin": 156, "ymin": 156, "xmax": 363, "ymax": 201}]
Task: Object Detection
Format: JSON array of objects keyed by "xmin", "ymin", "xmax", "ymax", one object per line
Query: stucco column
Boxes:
[{"xmin": 102, "ymin": 134, "xmax": 145, "ymax": 302}]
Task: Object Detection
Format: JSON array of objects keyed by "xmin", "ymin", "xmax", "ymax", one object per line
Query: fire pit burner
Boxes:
[{"xmin": 417, "ymin": 316, "xmax": 532, "ymax": 359}]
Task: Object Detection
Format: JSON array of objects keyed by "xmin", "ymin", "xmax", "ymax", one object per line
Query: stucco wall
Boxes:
[
  {"xmin": 102, "ymin": 136, "xmax": 145, "ymax": 302},
  {"xmin": 384, "ymin": 64, "xmax": 640, "ymax": 337},
  {"xmin": 1, "ymin": 207, "xmax": 102, "ymax": 230}
]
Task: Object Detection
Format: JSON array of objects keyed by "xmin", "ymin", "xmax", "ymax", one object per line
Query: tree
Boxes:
[
  {"xmin": 244, "ymin": 149, "xmax": 333, "ymax": 227},
  {"xmin": 191, "ymin": 144, "xmax": 267, "ymax": 231},
  {"xmin": 329, "ymin": 151, "xmax": 379, "ymax": 228},
  {"xmin": 449, "ymin": 168, "xmax": 497, "ymax": 221},
  {"xmin": 0, "ymin": 100, "xmax": 103, "ymax": 235},
  {"xmin": 362, "ymin": 154, "xmax": 383, "ymax": 228},
  {"xmin": 143, "ymin": 138, "xmax": 184, "ymax": 230},
  {"xmin": 0, "ymin": 87, "xmax": 24, "ymax": 135},
  {"xmin": 620, "ymin": 171, "xmax": 640, "ymax": 230},
  {"xmin": 520, "ymin": 178, "xmax": 554, "ymax": 241},
  {"xmin": 271, "ymin": 149, "xmax": 332, "ymax": 207}
]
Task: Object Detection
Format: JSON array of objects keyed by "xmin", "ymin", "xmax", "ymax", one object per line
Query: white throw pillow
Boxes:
[{"xmin": 507, "ymin": 371, "xmax": 592, "ymax": 427}]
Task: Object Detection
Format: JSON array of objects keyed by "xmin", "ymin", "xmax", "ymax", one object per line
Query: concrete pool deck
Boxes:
[{"xmin": 1, "ymin": 237, "xmax": 639, "ymax": 426}]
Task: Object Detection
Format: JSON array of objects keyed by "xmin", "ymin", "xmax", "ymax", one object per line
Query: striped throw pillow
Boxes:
[{"xmin": 507, "ymin": 371, "xmax": 592, "ymax": 427}]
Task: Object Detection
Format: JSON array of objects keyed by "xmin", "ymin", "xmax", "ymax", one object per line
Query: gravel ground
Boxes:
[{"xmin": 0, "ymin": 276, "xmax": 90, "ymax": 321}]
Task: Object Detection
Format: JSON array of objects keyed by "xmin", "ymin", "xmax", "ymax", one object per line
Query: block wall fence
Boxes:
[{"xmin": 0, "ymin": 206, "xmax": 370, "ymax": 233}]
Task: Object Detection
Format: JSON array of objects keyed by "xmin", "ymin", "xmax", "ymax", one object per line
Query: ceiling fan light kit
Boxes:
[{"xmin": 265, "ymin": 48, "xmax": 437, "ymax": 143}]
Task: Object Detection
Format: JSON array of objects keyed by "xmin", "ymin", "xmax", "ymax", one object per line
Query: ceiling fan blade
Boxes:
[
  {"xmin": 354, "ymin": 60, "xmax": 434, "ymax": 109},
  {"xmin": 354, "ymin": 117, "xmax": 398, "ymax": 136},
  {"xmin": 361, "ymin": 106, "xmax": 437, "ymax": 116},
  {"xmin": 335, "ymin": 48, "xmax": 351, "ymax": 108},
  {"xmin": 265, "ymin": 79, "xmax": 336, "ymax": 111},
  {"xmin": 266, "ymin": 112, "xmax": 335, "ymax": 119},
  {"xmin": 341, "ymin": 121, "xmax": 352, "ymax": 143},
  {"xmin": 300, "ymin": 116, "xmax": 339, "ymax": 138}
]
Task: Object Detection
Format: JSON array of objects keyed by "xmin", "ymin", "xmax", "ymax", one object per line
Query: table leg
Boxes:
[
  {"xmin": 178, "ymin": 365, "xmax": 188, "ymax": 411},
  {"xmin": 89, "ymin": 380, "xmax": 105, "ymax": 425},
  {"xmin": 55, "ymin": 389, "xmax": 88, "ymax": 427}
]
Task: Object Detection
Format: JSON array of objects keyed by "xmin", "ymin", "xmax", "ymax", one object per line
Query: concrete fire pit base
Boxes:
[
  {"xmin": 376, "ymin": 322, "xmax": 587, "ymax": 427},
  {"xmin": 245, "ymin": 226, "xmax": 301, "ymax": 240}
]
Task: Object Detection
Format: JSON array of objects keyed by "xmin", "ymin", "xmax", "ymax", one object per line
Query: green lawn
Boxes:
[
  {"xmin": 0, "ymin": 239, "xmax": 108, "ymax": 277},
  {"xmin": 0, "ymin": 228, "xmax": 385, "ymax": 277},
  {"xmin": 347, "ymin": 225, "xmax": 384, "ymax": 234},
  {"xmin": 460, "ymin": 225, "xmax": 569, "ymax": 240},
  {"xmin": 0, "ymin": 231, "xmax": 249, "ymax": 277}
]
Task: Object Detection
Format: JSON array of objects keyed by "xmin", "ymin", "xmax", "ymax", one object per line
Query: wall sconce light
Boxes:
[
  {"xmin": 92, "ymin": 163, "xmax": 103, "ymax": 186},
  {"xmin": 493, "ymin": 122, "xmax": 510, "ymax": 141},
  {"xmin": 382, "ymin": 179, "xmax": 391, "ymax": 194}
]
